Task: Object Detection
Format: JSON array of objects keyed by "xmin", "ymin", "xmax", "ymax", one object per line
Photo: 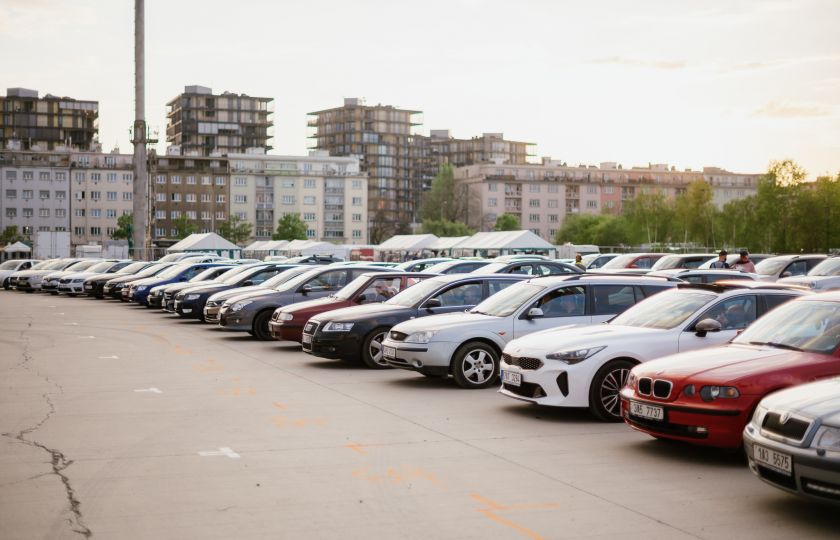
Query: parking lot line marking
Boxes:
[
  {"xmin": 98, "ymin": 355, "xmax": 119, "ymax": 359},
  {"xmin": 469, "ymin": 493, "xmax": 560, "ymax": 540},
  {"xmin": 198, "ymin": 447, "xmax": 240, "ymax": 459},
  {"xmin": 134, "ymin": 387, "xmax": 162, "ymax": 394},
  {"xmin": 63, "ymin": 322, "xmax": 78, "ymax": 326},
  {"xmin": 78, "ymin": 335, "xmax": 95, "ymax": 339}
]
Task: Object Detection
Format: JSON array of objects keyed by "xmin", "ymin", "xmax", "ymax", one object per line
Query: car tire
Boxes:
[
  {"xmin": 588, "ymin": 359, "xmax": 634, "ymax": 422},
  {"xmin": 252, "ymin": 310, "xmax": 273, "ymax": 341},
  {"xmin": 361, "ymin": 328, "xmax": 391, "ymax": 369},
  {"xmin": 452, "ymin": 341, "xmax": 499, "ymax": 389}
]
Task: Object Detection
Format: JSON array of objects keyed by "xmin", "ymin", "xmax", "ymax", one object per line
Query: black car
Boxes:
[
  {"xmin": 100, "ymin": 262, "xmax": 178, "ymax": 300},
  {"xmin": 147, "ymin": 265, "xmax": 236, "ymax": 309},
  {"xmin": 83, "ymin": 261, "xmax": 156, "ymax": 298},
  {"xmin": 302, "ymin": 274, "xmax": 528, "ymax": 368},
  {"xmin": 475, "ymin": 260, "xmax": 582, "ymax": 276},
  {"xmin": 172, "ymin": 263, "xmax": 297, "ymax": 321}
]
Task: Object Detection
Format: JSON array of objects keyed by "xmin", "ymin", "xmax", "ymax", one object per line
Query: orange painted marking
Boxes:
[
  {"xmin": 272, "ymin": 402, "xmax": 287, "ymax": 410},
  {"xmin": 346, "ymin": 442, "xmax": 366, "ymax": 455},
  {"xmin": 351, "ymin": 465, "xmax": 444, "ymax": 488},
  {"xmin": 271, "ymin": 416, "xmax": 327, "ymax": 428},
  {"xmin": 218, "ymin": 387, "xmax": 257, "ymax": 397},
  {"xmin": 469, "ymin": 493, "xmax": 560, "ymax": 540},
  {"xmin": 192, "ymin": 358, "xmax": 223, "ymax": 373}
]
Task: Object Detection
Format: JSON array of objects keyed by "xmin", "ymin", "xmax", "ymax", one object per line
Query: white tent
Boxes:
[
  {"xmin": 374, "ymin": 234, "xmax": 438, "ymax": 261},
  {"xmin": 280, "ymin": 240, "xmax": 348, "ymax": 259},
  {"xmin": 454, "ymin": 231, "xmax": 557, "ymax": 258},
  {"xmin": 244, "ymin": 240, "xmax": 270, "ymax": 252},
  {"xmin": 426, "ymin": 236, "xmax": 469, "ymax": 255},
  {"xmin": 165, "ymin": 233, "xmax": 242, "ymax": 258},
  {"xmin": 3, "ymin": 241, "xmax": 31, "ymax": 253}
]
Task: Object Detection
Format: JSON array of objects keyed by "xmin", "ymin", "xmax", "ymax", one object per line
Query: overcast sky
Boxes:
[{"xmin": 3, "ymin": 0, "xmax": 839, "ymax": 177}]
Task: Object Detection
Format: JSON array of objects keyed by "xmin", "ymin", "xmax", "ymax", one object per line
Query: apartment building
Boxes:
[
  {"xmin": 166, "ymin": 85, "xmax": 273, "ymax": 156},
  {"xmin": 1, "ymin": 88, "xmax": 98, "ymax": 151},
  {"xmin": 150, "ymin": 152, "xmax": 231, "ymax": 241},
  {"xmin": 455, "ymin": 159, "xmax": 762, "ymax": 241},
  {"xmin": 69, "ymin": 152, "xmax": 134, "ymax": 245},
  {"xmin": 0, "ymin": 149, "xmax": 71, "ymax": 239},
  {"xmin": 228, "ymin": 151, "xmax": 368, "ymax": 244}
]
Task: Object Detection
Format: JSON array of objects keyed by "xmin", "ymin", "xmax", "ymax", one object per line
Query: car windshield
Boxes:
[
  {"xmin": 156, "ymin": 253, "xmax": 183, "ymax": 262},
  {"xmin": 277, "ymin": 268, "xmax": 324, "ymax": 290},
  {"xmin": 0, "ymin": 260, "xmax": 23, "ymax": 270},
  {"xmin": 134, "ymin": 264, "xmax": 173, "ymax": 278},
  {"xmin": 117, "ymin": 262, "xmax": 148, "ymax": 274},
  {"xmin": 217, "ymin": 265, "xmax": 260, "ymax": 284},
  {"xmin": 30, "ymin": 260, "xmax": 53, "ymax": 270},
  {"xmin": 44, "ymin": 260, "xmax": 72, "ymax": 270},
  {"xmin": 190, "ymin": 267, "xmax": 229, "ymax": 282},
  {"xmin": 331, "ymin": 275, "xmax": 372, "ymax": 300},
  {"xmin": 470, "ymin": 282, "xmax": 545, "ymax": 317},
  {"xmin": 610, "ymin": 290, "xmax": 714, "ymax": 329},
  {"xmin": 476, "ymin": 262, "xmax": 509, "ymax": 273},
  {"xmin": 649, "ymin": 255, "xmax": 684, "ymax": 271},
  {"xmin": 65, "ymin": 260, "xmax": 100, "ymax": 272},
  {"xmin": 386, "ymin": 277, "xmax": 452, "ymax": 307},
  {"xmin": 808, "ymin": 258, "xmax": 840, "ymax": 277},
  {"xmin": 755, "ymin": 257, "xmax": 789, "ymax": 276},
  {"xmin": 264, "ymin": 267, "xmax": 310, "ymax": 288},
  {"xmin": 87, "ymin": 261, "xmax": 115, "ymax": 273},
  {"xmin": 157, "ymin": 264, "xmax": 190, "ymax": 278},
  {"xmin": 601, "ymin": 254, "xmax": 640, "ymax": 269},
  {"xmin": 734, "ymin": 300, "xmax": 840, "ymax": 354}
]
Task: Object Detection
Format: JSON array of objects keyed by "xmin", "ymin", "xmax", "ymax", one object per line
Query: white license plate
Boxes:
[
  {"xmin": 302, "ymin": 334, "xmax": 312, "ymax": 344},
  {"xmin": 630, "ymin": 400, "xmax": 665, "ymax": 421},
  {"xmin": 753, "ymin": 445, "xmax": 792, "ymax": 475},
  {"xmin": 383, "ymin": 346, "xmax": 396, "ymax": 359},
  {"xmin": 501, "ymin": 370, "xmax": 522, "ymax": 386}
]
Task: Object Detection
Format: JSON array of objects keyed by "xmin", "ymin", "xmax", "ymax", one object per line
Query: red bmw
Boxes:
[{"xmin": 620, "ymin": 292, "xmax": 840, "ymax": 449}]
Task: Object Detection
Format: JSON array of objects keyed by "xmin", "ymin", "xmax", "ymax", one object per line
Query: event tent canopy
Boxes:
[
  {"xmin": 454, "ymin": 230, "xmax": 556, "ymax": 257},
  {"xmin": 165, "ymin": 233, "xmax": 241, "ymax": 257},
  {"xmin": 374, "ymin": 234, "xmax": 438, "ymax": 253},
  {"xmin": 3, "ymin": 241, "xmax": 31, "ymax": 253}
]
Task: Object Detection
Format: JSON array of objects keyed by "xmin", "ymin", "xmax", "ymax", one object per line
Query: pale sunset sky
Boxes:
[{"xmin": 2, "ymin": 0, "xmax": 839, "ymax": 177}]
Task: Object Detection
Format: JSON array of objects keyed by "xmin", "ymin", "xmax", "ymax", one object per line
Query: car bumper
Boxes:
[
  {"xmin": 744, "ymin": 425, "xmax": 840, "ymax": 504},
  {"xmin": 59, "ymin": 283, "xmax": 85, "ymax": 294},
  {"xmin": 203, "ymin": 305, "xmax": 222, "ymax": 324},
  {"xmin": 620, "ymin": 389, "xmax": 754, "ymax": 449},
  {"xmin": 16, "ymin": 279, "xmax": 39, "ymax": 291},
  {"xmin": 175, "ymin": 299, "xmax": 203, "ymax": 318},
  {"xmin": 42, "ymin": 282, "xmax": 59, "ymax": 292},
  {"xmin": 267, "ymin": 320, "xmax": 304, "ymax": 342},
  {"xmin": 217, "ymin": 308, "xmax": 253, "ymax": 331},
  {"xmin": 497, "ymin": 359, "xmax": 593, "ymax": 407},
  {"xmin": 381, "ymin": 338, "xmax": 458, "ymax": 376},
  {"xmin": 302, "ymin": 329, "xmax": 362, "ymax": 361},
  {"xmin": 147, "ymin": 295, "xmax": 163, "ymax": 308}
]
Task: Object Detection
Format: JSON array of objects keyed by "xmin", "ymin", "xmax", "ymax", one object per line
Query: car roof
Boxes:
[
  {"xmin": 798, "ymin": 290, "xmax": 840, "ymax": 302},
  {"xmin": 676, "ymin": 280, "xmax": 812, "ymax": 293},
  {"xmin": 649, "ymin": 268, "xmax": 753, "ymax": 276},
  {"xmin": 524, "ymin": 274, "xmax": 679, "ymax": 286},
  {"xmin": 763, "ymin": 253, "xmax": 827, "ymax": 261},
  {"xmin": 359, "ymin": 271, "xmax": 433, "ymax": 279},
  {"xmin": 428, "ymin": 273, "xmax": 528, "ymax": 283}
]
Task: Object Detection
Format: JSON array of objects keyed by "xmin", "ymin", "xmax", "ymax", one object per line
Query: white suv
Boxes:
[
  {"xmin": 499, "ymin": 282, "xmax": 809, "ymax": 421},
  {"xmin": 381, "ymin": 275, "xmax": 675, "ymax": 389}
]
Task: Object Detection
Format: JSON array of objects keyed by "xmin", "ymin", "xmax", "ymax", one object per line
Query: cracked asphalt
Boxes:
[{"xmin": 1, "ymin": 292, "xmax": 837, "ymax": 539}]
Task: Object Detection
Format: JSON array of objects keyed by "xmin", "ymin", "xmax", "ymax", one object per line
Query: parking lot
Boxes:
[{"xmin": 1, "ymin": 293, "xmax": 837, "ymax": 540}]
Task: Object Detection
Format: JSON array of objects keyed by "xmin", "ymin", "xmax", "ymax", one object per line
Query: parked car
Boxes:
[
  {"xmin": 173, "ymin": 263, "xmax": 295, "ymax": 321},
  {"xmin": 600, "ymin": 253, "xmax": 667, "ymax": 270},
  {"xmin": 395, "ymin": 258, "xmax": 453, "ymax": 272},
  {"xmin": 200, "ymin": 266, "xmax": 310, "ymax": 319},
  {"xmin": 500, "ymin": 281, "xmax": 807, "ymax": 420},
  {"xmin": 147, "ymin": 265, "xmax": 236, "ymax": 309},
  {"xmin": 582, "ymin": 253, "xmax": 618, "ymax": 270},
  {"xmin": 620, "ymin": 292, "xmax": 840, "ymax": 448},
  {"xmin": 382, "ymin": 275, "xmax": 675, "ymax": 389},
  {"xmin": 102, "ymin": 262, "xmax": 179, "ymax": 299},
  {"xmin": 83, "ymin": 261, "xmax": 155, "ymax": 298},
  {"xmin": 646, "ymin": 268, "xmax": 760, "ymax": 284},
  {"xmin": 698, "ymin": 253, "xmax": 774, "ymax": 269},
  {"xmin": 8, "ymin": 259, "xmax": 53, "ymax": 289},
  {"xmin": 744, "ymin": 377, "xmax": 840, "ymax": 504},
  {"xmin": 57, "ymin": 260, "xmax": 133, "ymax": 295},
  {"xmin": 42, "ymin": 259, "xmax": 106, "ymax": 293},
  {"xmin": 269, "ymin": 272, "xmax": 433, "ymax": 342},
  {"xmin": 303, "ymin": 274, "xmax": 529, "ymax": 368},
  {"xmin": 755, "ymin": 254, "xmax": 827, "ymax": 281},
  {"xmin": 421, "ymin": 259, "xmax": 490, "ymax": 274},
  {"xmin": 0, "ymin": 259, "xmax": 38, "ymax": 289},
  {"xmin": 650, "ymin": 253, "xmax": 717, "ymax": 271},
  {"xmin": 777, "ymin": 256, "xmax": 840, "ymax": 291},
  {"xmin": 473, "ymin": 259, "xmax": 581, "ymax": 276},
  {"xmin": 156, "ymin": 252, "xmax": 226, "ymax": 263},
  {"xmin": 285, "ymin": 254, "xmax": 344, "ymax": 264},
  {"xmin": 14, "ymin": 258, "xmax": 84, "ymax": 292},
  {"xmin": 216, "ymin": 265, "xmax": 393, "ymax": 339},
  {"xmin": 125, "ymin": 262, "xmax": 232, "ymax": 306}
]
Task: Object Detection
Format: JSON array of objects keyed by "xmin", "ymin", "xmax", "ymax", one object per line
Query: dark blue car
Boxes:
[{"xmin": 125, "ymin": 262, "xmax": 232, "ymax": 306}]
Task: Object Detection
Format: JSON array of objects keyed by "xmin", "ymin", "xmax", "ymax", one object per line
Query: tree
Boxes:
[
  {"xmin": 673, "ymin": 180, "xmax": 716, "ymax": 247},
  {"xmin": 420, "ymin": 219, "xmax": 474, "ymax": 237},
  {"xmin": 493, "ymin": 213, "xmax": 520, "ymax": 231},
  {"xmin": 418, "ymin": 164, "xmax": 468, "ymax": 223},
  {"xmin": 172, "ymin": 214, "xmax": 198, "ymax": 239},
  {"xmin": 273, "ymin": 213, "xmax": 308, "ymax": 241},
  {"xmin": 218, "ymin": 215, "xmax": 253, "ymax": 245},
  {"xmin": 0, "ymin": 226, "xmax": 25, "ymax": 245},
  {"xmin": 111, "ymin": 213, "xmax": 132, "ymax": 240}
]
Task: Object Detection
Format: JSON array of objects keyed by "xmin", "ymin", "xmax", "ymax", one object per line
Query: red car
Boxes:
[
  {"xmin": 268, "ymin": 272, "xmax": 431, "ymax": 342},
  {"xmin": 620, "ymin": 292, "xmax": 840, "ymax": 449}
]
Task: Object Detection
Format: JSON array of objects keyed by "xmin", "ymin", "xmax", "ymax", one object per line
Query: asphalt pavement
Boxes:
[{"xmin": 0, "ymin": 292, "xmax": 837, "ymax": 539}]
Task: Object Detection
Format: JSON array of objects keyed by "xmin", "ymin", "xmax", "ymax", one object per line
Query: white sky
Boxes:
[{"xmin": 2, "ymin": 0, "xmax": 839, "ymax": 177}]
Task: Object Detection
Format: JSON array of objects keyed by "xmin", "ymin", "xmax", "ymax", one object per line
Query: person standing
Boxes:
[
  {"xmin": 709, "ymin": 250, "xmax": 730, "ymax": 269},
  {"xmin": 574, "ymin": 254, "xmax": 586, "ymax": 271},
  {"xmin": 733, "ymin": 250, "xmax": 756, "ymax": 273}
]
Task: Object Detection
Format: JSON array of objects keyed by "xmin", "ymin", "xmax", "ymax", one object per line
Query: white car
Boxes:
[
  {"xmin": 57, "ymin": 260, "xmax": 133, "ymax": 295},
  {"xmin": 0, "ymin": 259, "xmax": 37, "ymax": 289},
  {"xmin": 381, "ymin": 275, "xmax": 676, "ymax": 389},
  {"xmin": 499, "ymin": 282, "xmax": 809, "ymax": 421},
  {"xmin": 13, "ymin": 258, "xmax": 84, "ymax": 291},
  {"xmin": 41, "ymin": 259, "xmax": 105, "ymax": 293},
  {"xmin": 778, "ymin": 256, "xmax": 840, "ymax": 290}
]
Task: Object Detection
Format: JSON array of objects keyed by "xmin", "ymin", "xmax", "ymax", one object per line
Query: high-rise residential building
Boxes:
[
  {"xmin": 1, "ymin": 88, "xmax": 99, "ymax": 151},
  {"xmin": 455, "ymin": 159, "xmax": 762, "ymax": 241},
  {"xmin": 228, "ymin": 150, "xmax": 367, "ymax": 244},
  {"xmin": 69, "ymin": 152, "xmax": 135, "ymax": 246},
  {"xmin": 166, "ymin": 85, "xmax": 273, "ymax": 156},
  {"xmin": 308, "ymin": 98, "xmax": 420, "ymax": 242}
]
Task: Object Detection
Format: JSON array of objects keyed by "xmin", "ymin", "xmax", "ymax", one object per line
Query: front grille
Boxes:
[
  {"xmin": 803, "ymin": 477, "xmax": 840, "ymax": 501},
  {"xmin": 638, "ymin": 377, "xmax": 652, "ymax": 396},
  {"xmin": 757, "ymin": 465, "xmax": 797, "ymax": 490},
  {"xmin": 653, "ymin": 380, "xmax": 673, "ymax": 399},
  {"xmin": 389, "ymin": 330, "xmax": 408, "ymax": 342},
  {"xmin": 303, "ymin": 321, "xmax": 318, "ymax": 334},
  {"xmin": 762, "ymin": 412, "xmax": 810, "ymax": 442},
  {"xmin": 501, "ymin": 353, "xmax": 543, "ymax": 370},
  {"xmin": 59, "ymin": 278, "xmax": 71, "ymax": 284},
  {"xmin": 503, "ymin": 381, "xmax": 546, "ymax": 399},
  {"xmin": 626, "ymin": 416, "xmax": 707, "ymax": 439}
]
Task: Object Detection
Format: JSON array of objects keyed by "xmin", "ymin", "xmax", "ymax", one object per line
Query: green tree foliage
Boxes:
[
  {"xmin": 420, "ymin": 219, "xmax": 474, "ymax": 237},
  {"xmin": 0, "ymin": 226, "xmax": 25, "ymax": 245},
  {"xmin": 493, "ymin": 213, "xmax": 521, "ymax": 231},
  {"xmin": 218, "ymin": 215, "xmax": 253, "ymax": 245},
  {"xmin": 554, "ymin": 214, "xmax": 630, "ymax": 246},
  {"xmin": 111, "ymin": 213, "xmax": 133, "ymax": 240},
  {"xmin": 173, "ymin": 214, "xmax": 198, "ymax": 239},
  {"xmin": 273, "ymin": 213, "xmax": 308, "ymax": 241},
  {"xmin": 418, "ymin": 164, "xmax": 467, "ymax": 223}
]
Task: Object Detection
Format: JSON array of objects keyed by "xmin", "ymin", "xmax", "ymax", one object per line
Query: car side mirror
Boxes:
[
  {"xmin": 241, "ymin": 280, "xmax": 254, "ymax": 287},
  {"xmin": 781, "ymin": 271, "xmax": 792, "ymax": 278},
  {"xmin": 300, "ymin": 284, "xmax": 312, "ymax": 295},
  {"xmin": 424, "ymin": 298, "xmax": 442, "ymax": 310},
  {"xmin": 695, "ymin": 318, "xmax": 722, "ymax": 337},
  {"xmin": 356, "ymin": 293, "xmax": 367, "ymax": 304},
  {"xmin": 527, "ymin": 307, "xmax": 544, "ymax": 319}
]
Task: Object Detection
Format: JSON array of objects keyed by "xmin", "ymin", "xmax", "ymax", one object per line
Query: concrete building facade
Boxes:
[
  {"xmin": 69, "ymin": 152, "xmax": 135, "ymax": 246},
  {"xmin": 0, "ymin": 149, "xmax": 72, "ymax": 239},
  {"xmin": 1, "ymin": 88, "xmax": 98, "ymax": 151}
]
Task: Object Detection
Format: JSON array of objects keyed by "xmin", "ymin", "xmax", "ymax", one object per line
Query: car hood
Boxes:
[
  {"xmin": 179, "ymin": 283, "xmax": 232, "ymax": 296},
  {"xmin": 392, "ymin": 312, "xmax": 497, "ymax": 335},
  {"xmin": 505, "ymin": 324, "xmax": 664, "ymax": 355},
  {"xmin": 212, "ymin": 286, "xmax": 274, "ymax": 304},
  {"xmin": 107, "ymin": 274, "xmax": 150, "ymax": 284},
  {"xmin": 62, "ymin": 271, "xmax": 102, "ymax": 280},
  {"xmin": 778, "ymin": 275, "xmax": 839, "ymax": 287},
  {"xmin": 281, "ymin": 296, "xmax": 347, "ymax": 315},
  {"xmin": 311, "ymin": 302, "xmax": 411, "ymax": 323},
  {"xmin": 130, "ymin": 277, "xmax": 165, "ymax": 287},
  {"xmin": 758, "ymin": 377, "xmax": 840, "ymax": 423}
]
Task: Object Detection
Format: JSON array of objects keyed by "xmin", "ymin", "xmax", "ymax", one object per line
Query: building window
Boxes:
[
  {"xmin": 107, "ymin": 173, "xmax": 117, "ymax": 182},
  {"xmin": 23, "ymin": 208, "xmax": 34, "ymax": 218},
  {"xmin": 352, "ymin": 180, "xmax": 362, "ymax": 189},
  {"xmin": 22, "ymin": 190, "xmax": 33, "ymax": 199},
  {"xmin": 234, "ymin": 177, "xmax": 247, "ymax": 186},
  {"xmin": 201, "ymin": 211, "xmax": 211, "ymax": 220},
  {"xmin": 587, "ymin": 185, "xmax": 598, "ymax": 194},
  {"xmin": 107, "ymin": 191, "xmax": 117, "ymax": 201},
  {"xmin": 5, "ymin": 208, "xmax": 16, "ymax": 218},
  {"xmin": 202, "ymin": 176, "xmax": 211, "ymax": 185},
  {"xmin": 21, "ymin": 171, "xmax": 33, "ymax": 181},
  {"xmin": 281, "ymin": 180, "xmax": 295, "ymax": 188},
  {"xmin": 155, "ymin": 227, "xmax": 165, "ymax": 237},
  {"xmin": 90, "ymin": 227, "xmax": 101, "ymax": 236},
  {"xmin": 352, "ymin": 230, "xmax": 362, "ymax": 238},
  {"xmin": 605, "ymin": 186, "xmax": 615, "ymax": 194},
  {"xmin": 75, "ymin": 172, "xmax": 85, "ymax": 182},
  {"xmin": 91, "ymin": 173, "xmax": 101, "ymax": 181},
  {"xmin": 216, "ymin": 194, "xmax": 225, "ymax": 203},
  {"xmin": 156, "ymin": 192, "xmax": 165, "ymax": 202},
  {"xmin": 234, "ymin": 194, "xmax": 247, "ymax": 203},
  {"xmin": 587, "ymin": 200, "xmax": 598, "ymax": 209},
  {"xmin": 5, "ymin": 171, "xmax": 17, "ymax": 180},
  {"xmin": 186, "ymin": 211, "xmax": 197, "ymax": 219},
  {"xmin": 91, "ymin": 208, "xmax": 101, "ymax": 218},
  {"xmin": 75, "ymin": 209, "xmax": 85, "ymax": 217},
  {"xmin": 549, "ymin": 214, "xmax": 559, "ymax": 223},
  {"xmin": 106, "ymin": 227, "xmax": 116, "ymax": 236},
  {"xmin": 171, "ymin": 193, "xmax": 181, "ymax": 202},
  {"xmin": 5, "ymin": 189, "xmax": 16, "ymax": 199},
  {"xmin": 303, "ymin": 213, "xmax": 316, "ymax": 221},
  {"xmin": 156, "ymin": 175, "xmax": 166, "ymax": 184},
  {"xmin": 529, "ymin": 184, "xmax": 540, "ymax": 193},
  {"xmin": 56, "ymin": 190, "xmax": 66, "ymax": 199},
  {"xmin": 106, "ymin": 209, "xmax": 117, "ymax": 218},
  {"xmin": 123, "ymin": 173, "xmax": 132, "ymax": 182},
  {"xmin": 529, "ymin": 199, "xmax": 540, "ymax": 208},
  {"xmin": 74, "ymin": 226, "xmax": 84, "ymax": 236},
  {"xmin": 186, "ymin": 176, "xmax": 196, "ymax": 184},
  {"xmin": 303, "ymin": 196, "xmax": 316, "ymax": 205},
  {"xmin": 548, "ymin": 199, "xmax": 558, "ymax": 208},
  {"xmin": 351, "ymin": 197, "xmax": 362, "ymax": 206},
  {"xmin": 488, "ymin": 198, "xmax": 498, "ymax": 207},
  {"xmin": 170, "ymin": 211, "xmax": 181, "ymax": 219},
  {"xmin": 606, "ymin": 201, "xmax": 615, "ymax": 209},
  {"xmin": 155, "ymin": 210, "xmax": 166, "ymax": 219},
  {"xmin": 56, "ymin": 209, "xmax": 66, "ymax": 218},
  {"xmin": 215, "ymin": 176, "xmax": 225, "ymax": 186},
  {"xmin": 171, "ymin": 228, "xmax": 177, "ymax": 237},
  {"xmin": 123, "ymin": 192, "xmax": 132, "ymax": 201},
  {"xmin": 282, "ymin": 195, "xmax": 295, "ymax": 205},
  {"xmin": 235, "ymin": 211, "xmax": 247, "ymax": 220},
  {"xmin": 90, "ymin": 191, "xmax": 101, "ymax": 201},
  {"xmin": 306, "ymin": 229, "xmax": 316, "ymax": 238},
  {"xmin": 215, "ymin": 211, "xmax": 226, "ymax": 220},
  {"xmin": 529, "ymin": 214, "xmax": 540, "ymax": 222},
  {"xmin": 56, "ymin": 172, "xmax": 66, "ymax": 181},
  {"xmin": 171, "ymin": 175, "xmax": 181, "ymax": 184},
  {"xmin": 352, "ymin": 213, "xmax": 361, "ymax": 222},
  {"xmin": 488, "ymin": 183, "xmax": 498, "ymax": 192},
  {"xmin": 40, "ymin": 172, "xmax": 50, "ymax": 181},
  {"xmin": 200, "ymin": 193, "xmax": 211, "ymax": 202},
  {"xmin": 186, "ymin": 193, "xmax": 196, "ymax": 202},
  {"xmin": 304, "ymin": 179, "xmax": 316, "ymax": 189}
]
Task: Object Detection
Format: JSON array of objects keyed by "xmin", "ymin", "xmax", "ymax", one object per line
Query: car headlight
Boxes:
[
  {"xmin": 627, "ymin": 371, "xmax": 637, "ymax": 389},
  {"xmin": 72, "ymin": 278, "xmax": 84, "ymax": 283},
  {"xmin": 184, "ymin": 294, "xmax": 200, "ymax": 301},
  {"xmin": 752, "ymin": 405, "xmax": 768, "ymax": 424},
  {"xmin": 136, "ymin": 285, "xmax": 148, "ymax": 292},
  {"xmin": 405, "ymin": 330, "xmax": 436, "ymax": 344},
  {"xmin": 206, "ymin": 300, "xmax": 220, "ymax": 307},
  {"xmin": 815, "ymin": 426, "xmax": 840, "ymax": 450},
  {"xmin": 545, "ymin": 346, "xmax": 606, "ymax": 365},
  {"xmin": 323, "ymin": 321, "xmax": 354, "ymax": 332},
  {"xmin": 230, "ymin": 300, "xmax": 253, "ymax": 312},
  {"xmin": 699, "ymin": 385, "xmax": 740, "ymax": 401},
  {"xmin": 279, "ymin": 312, "xmax": 294, "ymax": 321}
]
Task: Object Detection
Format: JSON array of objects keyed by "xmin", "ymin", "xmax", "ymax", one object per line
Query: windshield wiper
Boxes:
[
  {"xmin": 470, "ymin": 310, "xmax": 490, "ymax": 315},
  {"xmin": 748, "ymin": 341, "xmax": 803, "ymax": 352}
]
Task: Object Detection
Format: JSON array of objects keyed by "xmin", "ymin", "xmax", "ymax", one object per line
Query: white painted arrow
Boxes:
[
  {"xmin": 198, "ymin": 447, "xmax": 240, "ymax": 459},
  {"xmin": 98, "ymin": 355, "xmax": 119, "ymax": 359},
  {"xmin": 63, "ymin": 322, "xmax": 78, "ymax": 326},
  {"xmin": 134, "ymin": 387, "xmax": 162, "ymax": 394},
  {"xmin": 78, "ymin": 335, "xmax": 95, "ymax": 339}
]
